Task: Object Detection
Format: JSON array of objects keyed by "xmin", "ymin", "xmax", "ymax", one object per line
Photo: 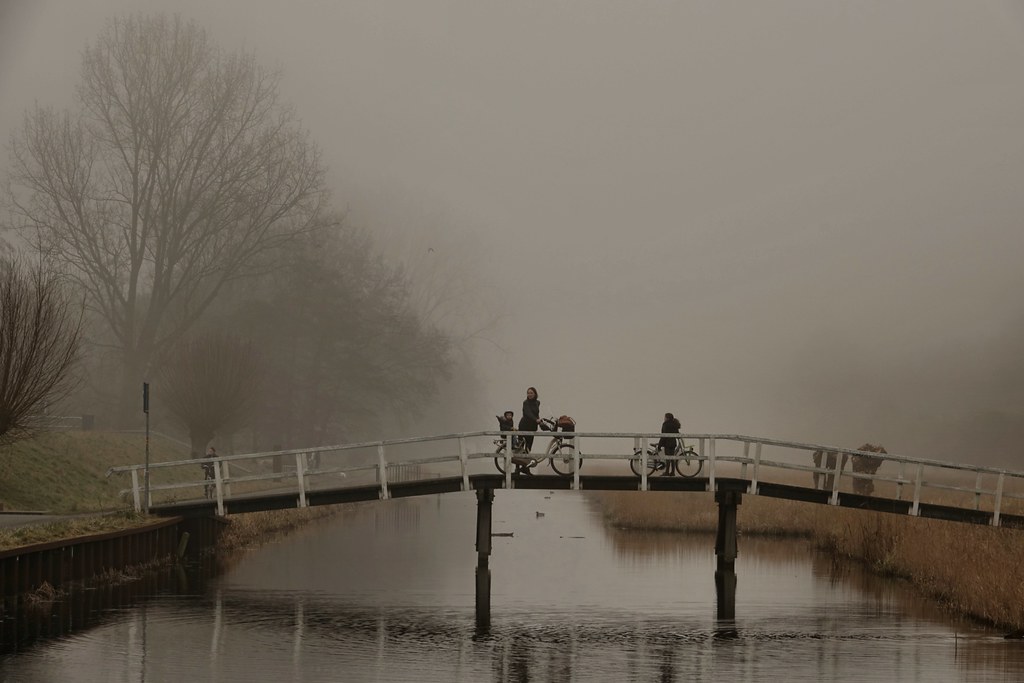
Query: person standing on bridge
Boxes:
[
  {"xmin": 203, "ymin": 446, "xmax": 217, "ymax": 498},
  {"xmin": 518, "ymin": 387, "xmax": 540, "ymax": 455},
  {"xmin": 658, "ymin": 413, "xmax": 682, "ymax": 475}
]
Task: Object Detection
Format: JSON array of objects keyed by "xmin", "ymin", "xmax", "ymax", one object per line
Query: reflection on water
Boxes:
[{"xmin": 2, "ymin": 492, "xmax": 1024, "ymax": 682}]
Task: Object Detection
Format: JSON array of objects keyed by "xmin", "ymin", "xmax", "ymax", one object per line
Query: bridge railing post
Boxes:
[
  {"xmin": 973, "ymin": 471, "xmax": 983, "ymax": 511},
  {"xmin": 749, "ymin": 442, "xmax": 762, "ymax": 495},
  {"xmin": 221, "ymin": 459, "xmax": 231, "ymax": 498},
  {"xmin": 829, "ymin": 455, "xmax": 843, "ymax": 505},
  {"xmin": 707, "ymin": 438, "xmax": 717, "ymax": 492},
  {"xmin": 572, "ymin": 437, "xmax": 580, "ymax": 491},
  {"xmin": 635, "ymin": 436, "xmax": 646, "ymax": 491},
  {"xmin": 992, "ymin": 472, "xmax": 1005, "ymax": 527},
  {"xmin": 295, "ymin": 452, "xmax": 308, "ymax": 508},
  {"xmin": 896, "ymin": 461, "xmax": 906, "ymax": 500},
  {"xmin": 130, "ymin": 468, "xmax": 141, "ymax": 512},
  {"xmin": 377, "ymin": 444, "xmax": 390, "ymax": 500},
  {"xmin": 504, "ymin": 435, "xmax": 512, "ymax": 489},
  {"xmin": 910, "ymin": 464, "xmax": 924, "ymax": 516},
  {"xmin": 213, "ymin": 459, "xmax": 225, "ymax": 516},
  {"xmin": 740, "ymin": 442, "xmax": 749, "ymax": 480},
  {"xmin": 459, "ymin": 437, "xmax": 470, "ymax": 491}
]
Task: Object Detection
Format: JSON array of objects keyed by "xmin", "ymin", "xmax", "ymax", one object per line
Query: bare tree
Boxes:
[
  {"xmin": 213, "ymin": 220, "xmax": 454, "ymax": 446},
  {"xmin": 0, "ymin": 259, "xmax": 82, "ymax": 445},
  {"xmin": 155, "ymin": 333, "xmax": 263, "ymax": 457},
  {"xmin": 4, "ymin": 14, "xmax": 327, "ymax": 425}
]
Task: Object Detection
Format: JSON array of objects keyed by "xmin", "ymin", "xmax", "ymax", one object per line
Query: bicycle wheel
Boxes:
[
  {"xmin": 629, "ymin": 449, "xmax": 657, "ymax": 477},
  {"xmin": 549, "ymin": 445, "xmax": 581, "ymax": 476},
  {"xmin": 494, "ymin": 444, "xmax": 509, "ymax": 474},
  {"xmin": 674, "ymin": 449, "xmax": 703, "ymax": 478},
  {"xmin": 494, "ymin": 445, "xmax": 512, "ymax": 474}
]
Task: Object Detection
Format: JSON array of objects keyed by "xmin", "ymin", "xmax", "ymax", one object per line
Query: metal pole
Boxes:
[{"xmin": 143, "ymin": 382, "xmax": 150, "ymax": 514}]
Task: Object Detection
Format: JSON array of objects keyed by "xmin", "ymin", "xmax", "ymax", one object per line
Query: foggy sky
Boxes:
[{"xmin": 3, "ymin": 1, "xmax": 1024, "ymax": 464}]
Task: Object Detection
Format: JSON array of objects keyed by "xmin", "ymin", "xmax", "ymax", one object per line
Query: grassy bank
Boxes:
[
  {"xmin": 0, "ymin": 430, "xmax": 190, "ymax": 513},
  {"xmin": 593, "ymin": 490, "xmax": 1024, "ymax": 630},
  {"xmin": 0, "ymin": 430, "xmax": 346, "ymax": 555}
]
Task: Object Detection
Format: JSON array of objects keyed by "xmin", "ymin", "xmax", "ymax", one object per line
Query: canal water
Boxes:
[{"xmin": 2, "ymin": 490, "xmax": 1023, "ymax": 682}]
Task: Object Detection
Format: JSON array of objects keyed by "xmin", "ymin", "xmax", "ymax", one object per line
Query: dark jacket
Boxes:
[
  {"xmin": 519, "ymin": 398, "xmax": 540, "ymax": 431},
  {"xmin": 658, "ymin": 417, "xmax": 681, "ymax": 454}
]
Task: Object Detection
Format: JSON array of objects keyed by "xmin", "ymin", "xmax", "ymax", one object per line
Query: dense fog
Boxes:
[{"xmin": 2, "ymin": 1, "xmax": 1023, "ymax": 465}]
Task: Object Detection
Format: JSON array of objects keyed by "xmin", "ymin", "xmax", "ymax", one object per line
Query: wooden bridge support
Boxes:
[
  {"xmin": 714, "ymin": 490, "xmax": 741, "ymax": 619},
  {"xmin": 475, "ymin": 488, "xmax": 494, "ymax": 633}
]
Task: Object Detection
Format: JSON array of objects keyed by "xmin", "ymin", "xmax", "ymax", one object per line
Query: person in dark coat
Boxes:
[
  {"xmin": 518, "ymin": 387, "xmax": 540, "ymax": 456},
  {"xmin": 658, "ymin": 413, "xmax": 681, "ymax": 475}
]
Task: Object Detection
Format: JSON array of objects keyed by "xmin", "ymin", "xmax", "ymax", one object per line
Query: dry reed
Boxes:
[
  {"xmin": 592, "ymin": 490, "xmax": 1024, "ymax": 630},
  {"xmin": 217, "ymin": 503, "xmax": 353, "ymax": 552}
]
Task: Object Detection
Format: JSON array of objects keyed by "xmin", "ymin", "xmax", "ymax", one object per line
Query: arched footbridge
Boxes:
[
  {"xmin": 108, "ymin": 431, "xmax": 1024, "ymax": 622},
  {"xmin": 108, "ymin": 430, "xmax": 1024, "ymax": 529}
]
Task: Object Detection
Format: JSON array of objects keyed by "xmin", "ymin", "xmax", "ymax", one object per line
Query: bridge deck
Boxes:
[{"xmin": 147, "ymin": 474, "xmax": 1024, "ymax": 529}]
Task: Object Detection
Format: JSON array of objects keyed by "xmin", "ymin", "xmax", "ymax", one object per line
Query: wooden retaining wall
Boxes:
[{"xmin": 0, "ymin": 515, "xmax": 225, "ymax": 598}]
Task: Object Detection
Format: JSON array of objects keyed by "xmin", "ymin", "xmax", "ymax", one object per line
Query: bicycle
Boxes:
[
  {"xmin": 494, "ymin": 416, "xmax": 583, "ymax": 477},
  {"xmin": 629, "ymin": 438, "xmax": 702, "ymax": 478}
]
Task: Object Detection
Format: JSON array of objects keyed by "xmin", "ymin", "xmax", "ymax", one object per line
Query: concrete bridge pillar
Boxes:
[
  {"xmin": 475, "ymin": 488, "xmax": 494, "ymax": 560},
  {"xmin": 714, "ymin": 490, "xmax": 741, "ymax": 619},
  {"xmin": 475, "ymin": 488, "xmax": 495, "ymax": 633}
]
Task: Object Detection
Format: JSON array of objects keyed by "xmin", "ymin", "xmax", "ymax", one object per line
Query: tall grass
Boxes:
[{"xmin": 592, "ymin": 490, "xmax": 1024, "ymax": 630}]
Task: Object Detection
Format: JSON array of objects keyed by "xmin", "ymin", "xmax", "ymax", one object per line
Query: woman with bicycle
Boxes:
[
  {"xmin": 630, "ymin": 413, "xmax": 701, "ymax": 478},
  {"xmin": 658, "ymin": 413, "xmax": 682, "ymax": 475},
  {"xmin": 518, "ymin": 387, "xmax": 541, "ymax": 454}
]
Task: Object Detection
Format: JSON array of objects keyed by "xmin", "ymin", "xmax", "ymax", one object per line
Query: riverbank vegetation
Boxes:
[
  {"xmin": 0, "ymin": 430, "xmax": 189, "ymax": 513},
  {"xmin": 217, "ymin": 505, "xmax": 353, "ymax": 552},
  {"xmin": 593, "ymin": 491, "xmax": 1024, "ymax": 630},
  {"xmin": 0, "ymin": 429, "xmax": 356, "ymax": 556},
  {"xmin": 0, "ymin": 511, "xmax": 153, "ymax": 552}
]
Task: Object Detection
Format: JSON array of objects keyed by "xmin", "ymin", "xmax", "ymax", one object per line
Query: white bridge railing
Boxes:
[{"xmin": 106, "ymin": 431, "xmax": 1024, "ymax": 525}]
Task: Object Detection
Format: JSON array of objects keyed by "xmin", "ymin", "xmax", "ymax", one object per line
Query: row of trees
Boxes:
[{"xmin": 1, "ymin": 14, "xmax": 477, "ymax": 454}]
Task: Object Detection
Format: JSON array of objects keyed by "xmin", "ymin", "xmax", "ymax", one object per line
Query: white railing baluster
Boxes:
[
  {"xmin": 740, "ymin": 442, "xmax": 749, "ymax": 480},
  {"xmin": 131, "ymin": 468, "xmax": 141, "ymax": 512},
  {"xmin": 459, "ymin": 437, "xmax": 469, "ymax": 491},
  {"xmin": 214, "ymin": 459, "xmax": 225, "ymax": 516},
  {"xmin": 707, "ymin": 439, "xmax": 716, "ymax": 492},
  {"xmin": 504, "ymin": 434, "xmax": 512, "ymax": 489},
  {"xmin": 377, "ymin": 444, "xmax": 389, "ymax": 500},
  {"xmin": 295, "ymin": 452, "xmax": 308, "ymax": 508},
  {"xmin": 973, "ymin": 471, "xmax": 983, "ymax": 511},
  {"xmin": 635, "ymin": 436, "xmax": 646, "ymax": 491},
  {"xmin": 749, "ymin": 442, "xmax": 761, "ymax": 495},
  {"xmin": 993, "ymin": 473, "xmax": 1005, "ymax": 527},
  {"xmin": 829, "ymin": 454, "xmax": 843, "ymax": 506},
  {"xmin": 911, "ymin": 464, "xmax": 923, "ymax": 516},
  {"xmin": 572, "ymin": 436, "xmax": 581, "ymax": 491},
  {"xmin": 221, "ymin": 459, "xmax": 231, "ymax": 498}
]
